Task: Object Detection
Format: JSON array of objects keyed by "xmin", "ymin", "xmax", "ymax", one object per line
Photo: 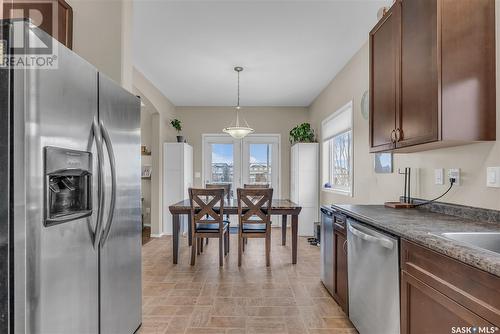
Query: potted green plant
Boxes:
[
  {"xmin": 289, "ymin": 122, "xmax": 316, "ymax": 144},
  {"xmin": 170, "ymin": 119, "xmax": 184, "ymax": 143}
]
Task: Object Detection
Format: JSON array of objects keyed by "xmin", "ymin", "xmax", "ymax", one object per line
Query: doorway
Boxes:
[{"xmin": 202, "ymin": 134, "xmax": 281, "ymax": 224}]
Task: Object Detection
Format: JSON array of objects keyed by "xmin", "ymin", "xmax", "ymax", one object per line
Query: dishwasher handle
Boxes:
[
  {"xmin": 348, "ymin": 223, "xmax": 394, "ymax": 250},
  {"xmin": 321, "ymin": 208, "xmax": 333, "ymax": 216}
]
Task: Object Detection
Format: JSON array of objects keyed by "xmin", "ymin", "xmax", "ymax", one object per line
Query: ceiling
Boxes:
[{"xmin": 133, "ymin": 0, "xmax": 390, "ymax": 107}]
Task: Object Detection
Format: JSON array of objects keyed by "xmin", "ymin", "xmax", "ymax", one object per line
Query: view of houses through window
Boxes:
[
  {"xmin": 247, "ymin": 144, "xmax": 272, "ymax": 185},
  {"xmin": 210, "ymin": 143, "xmax": 272, "ymax": 192},
  {"xmin": 204, "ymin": 135, "xmax": 279, "ymax": 199},
  {"xmin": 210, "ymin": 143, "xmax": 234, "ymax": 184}
]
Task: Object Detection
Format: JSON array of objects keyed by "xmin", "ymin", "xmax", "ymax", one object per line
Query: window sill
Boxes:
[{"xmin": 322, "ymin": 188, "xmax": 352, "ymax": 197}]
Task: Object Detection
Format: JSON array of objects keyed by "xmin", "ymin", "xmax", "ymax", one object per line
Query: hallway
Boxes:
[{"xmin": 140, "ymin": 228, "xmax": 355, "ymax": 334}]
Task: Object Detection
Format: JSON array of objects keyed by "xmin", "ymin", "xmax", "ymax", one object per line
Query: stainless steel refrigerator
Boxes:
[{"xmin": 0, "ymin": 20, "xmax": 142, "ymax": 334}]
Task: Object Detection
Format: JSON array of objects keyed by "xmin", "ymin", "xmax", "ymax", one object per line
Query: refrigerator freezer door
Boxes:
[
  {"xmin": 98, "ymin": 74, "xmax": 142, "ymax": 334},
  {"xmin": 0, "ymin": 28, "xmax": 11, "ymax": 334},
  {"xmin": 19, "ymin": 32, "xmax": 100, "ymax": 333}
]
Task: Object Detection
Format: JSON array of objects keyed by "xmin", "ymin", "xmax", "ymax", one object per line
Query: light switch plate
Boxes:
[
  {"xmin": 195, "ymin": 172, "xmax": 201, "ymax": 178},
  {"xmin": 448, "ymin": 168, "xmax": 461, "ymax": 185},
  {"xmin": 486, "ymin": 167, "xmax": 500, "ymax": 188},
  {"xmin": 434, "ymin": 168, "xmax": 444, "ymax": 185}
]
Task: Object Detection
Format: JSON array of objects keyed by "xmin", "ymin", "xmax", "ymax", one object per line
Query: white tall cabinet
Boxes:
[
  {"xmin": 290, "ymin": 143, "xmax": 319, "ymax": 236},
  {"xmin": 163, "ymin": 143, "xmax": 193, "ymax": 235}
]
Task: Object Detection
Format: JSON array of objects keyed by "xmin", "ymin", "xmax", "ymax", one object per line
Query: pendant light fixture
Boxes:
[{"xmin": 223, "ymin": 66, "xmax": 254, "ymax": 139}]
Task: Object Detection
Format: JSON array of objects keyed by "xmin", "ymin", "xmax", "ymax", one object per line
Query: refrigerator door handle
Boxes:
[
  {"xmin": 100, "ymin": 121, "xmax": 117, "ymax": 246},
  {"xmin": 92, "ymin": 118, "xmax": 106, "ymax": 249}
]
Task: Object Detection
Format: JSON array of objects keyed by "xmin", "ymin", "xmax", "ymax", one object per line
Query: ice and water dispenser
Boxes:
[{"xmin": 44, "ymin": 146, "xmax": 92, "ymax": 226}]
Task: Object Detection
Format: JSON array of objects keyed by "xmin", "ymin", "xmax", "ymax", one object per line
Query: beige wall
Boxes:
[
  {"xmin": 140, "ymin": 108, "xmax": 152, "ymax": 226},
  {"xmin": 120, "ymin": 0, "xmax": 134, "ymax": 91},
  {"xmin": 66, "ymin": 0, "xmax": 131, "ymax": 87},
  {"xmin": 133, "ymin": 69, "xmax": 177, "ymax": 236},
  {"xmin": 309, "ymin": 30, "xmax": 500, "ymax": 210},
  {"xmin": 176, "ymin": 107, "xmax": 309, "ymax": 199}
]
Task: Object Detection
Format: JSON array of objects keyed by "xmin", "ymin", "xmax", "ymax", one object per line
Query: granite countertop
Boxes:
[{"xmin": 330, "ymin": 204, "xmax": 500, "ymax": 277}]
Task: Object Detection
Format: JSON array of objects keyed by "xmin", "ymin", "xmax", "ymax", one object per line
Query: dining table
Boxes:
[{"xmin": 168, "ymin": 199, "xmax": 302, "ymax": 264}]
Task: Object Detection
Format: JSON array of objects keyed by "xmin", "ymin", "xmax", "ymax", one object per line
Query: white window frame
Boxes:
[
  {"xmin": 201, "ymin": 133, "xmax": 281, "ymax": 200},
  {"xmin": 321, "ymin": 101, "xmax": 354, "ymax": 197},
  {"xmin": 202, "ymin": 134, "xmax": 241, "ymax": 191},
  {"xmin": 241, "ymin": 134, "xmax": 280, "ymax": 199}
]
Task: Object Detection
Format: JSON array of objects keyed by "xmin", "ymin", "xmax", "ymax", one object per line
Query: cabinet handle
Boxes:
[
  {"xmin": 390, "ymin": 129, "xmax": 396, "ymax": 143},
  {"xmin": 395, "ymin": 128, "xmax": 402, "ymax": 142},
  {"xmin": 343, "ymin": 240, "xmax": 347, "ymax": 254}
]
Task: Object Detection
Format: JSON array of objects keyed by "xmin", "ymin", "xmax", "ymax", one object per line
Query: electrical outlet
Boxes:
[
  {"xmin": 434, "ymin": 168, "xmax": 444, "ymax": 185},
  {"xmin": 448, "ymin": 168, "xmax": 461, "ymax": 185},
  {"xmin": 486, "ymin": 167, "xmax": 500, "ymax": 188}
]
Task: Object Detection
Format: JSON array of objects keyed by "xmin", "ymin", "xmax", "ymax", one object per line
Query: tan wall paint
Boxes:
[
  {"xmin": 176, "ymin": 107, "xmax": 309, "ymax": 199},
  {"xmin": 121, "ymin": 0, "xmax": 134, "ymax": 91},
  {"xmin": 309, "ymin": 19, "xmax": 500, "ymax": 210},
  {"xmin": 66, "ymin": 0, "xmax": 132, "ymax": 87},
  {"xmin": 133, "ymin": 69, "xmax": 177, "ymax": 236},
  {"xmin": 140, "ymin": 108, "xmax": 152, "ymax": 226}
]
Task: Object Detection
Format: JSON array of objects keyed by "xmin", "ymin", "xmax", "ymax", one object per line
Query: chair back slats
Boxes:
[
  {"xmin": 206, "ymin": 183, "xmax": 231, "ymax": 201},
  {"xmin": 243, "ymin": 184, "xmax": 270, "ymax": 189},
  {"xmin": 189, "ymin": 188, "xmax": 224, "ymax": 225},
  {"xmin": 237, "ymin": 188, "xmax": 273, "ymax": 225},
  {"xmin": 189, "ymin": 188, "xmax": 229, "ymax": 267}
]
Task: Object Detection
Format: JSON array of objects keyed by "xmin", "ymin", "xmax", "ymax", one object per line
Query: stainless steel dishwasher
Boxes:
[
  {"xmin": 347, "ymin": 219, "xmax": 400, "ymax": 334},
  {"xmin": 320, "ymin": 207, "xmax": 334, "ymax": 296}
]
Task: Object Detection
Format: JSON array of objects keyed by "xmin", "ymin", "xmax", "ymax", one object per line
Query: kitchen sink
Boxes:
[{"xmin": 437, "ymin": 232, "xmax": 500, "ymax": 254}]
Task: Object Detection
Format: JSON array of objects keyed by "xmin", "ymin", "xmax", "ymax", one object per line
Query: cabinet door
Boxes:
[
  {"xmin": 369, "ymin": 5, "xmax": 399, "ymax": 152},
  {"xmin": 398, "ymin": 0, "xmax": 439, "ymax": 148},
  {"xmin": 333, "ymin": 230, "xmax": 348, "ymax": 313},
  {"xmin": 2, "ymin": 0, "xmax": 73, "ymax": 48},
  {"xmin": 401, "ymin": 271, "xmax": 492, "ymax": 334},
  {"xmin": 401, "ymin": 240, "xmax": 500, "ymax": 325}
]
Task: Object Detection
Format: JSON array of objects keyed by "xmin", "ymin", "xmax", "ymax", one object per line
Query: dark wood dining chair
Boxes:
[
  {"xmin": 206, "ymin": 183, "xmax": 231, "ymax": 201},
  {"xmin": 242, "ymin": 184, "xmax": 271, "ymax": 246},
  {"xmin": 237, "ymin": 188, "xmax": 273, "ymax": 267},
  {"xmin": 243, "ymin": 184, "xmax": 270, "ymax": 188},
  {"xmin": 189, "ymin": 188, "xmax": 229, "ymax": 266},
  {"xmin": 204, "ymin": 183, "xmax": 232, "ymax": 250}
]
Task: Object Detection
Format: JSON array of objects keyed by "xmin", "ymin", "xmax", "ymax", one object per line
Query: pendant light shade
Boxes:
[
  {"xmin": 223, "ymin": 66, "xmax": 254, "ymax": 139},
  {"xmin": 223, "ymin": 126, "xmax": 254, "ymax": 139}
]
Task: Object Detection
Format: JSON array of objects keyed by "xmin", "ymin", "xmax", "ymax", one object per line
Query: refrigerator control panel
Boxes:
[{"xmin": 44, "ymin": 146, "xmax": 92, "ymax": 226}]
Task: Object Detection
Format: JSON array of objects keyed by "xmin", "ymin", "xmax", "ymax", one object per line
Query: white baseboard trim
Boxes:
[{"xmin": 150, "ymin": 231, "xmax": 176, "ymax": 238}]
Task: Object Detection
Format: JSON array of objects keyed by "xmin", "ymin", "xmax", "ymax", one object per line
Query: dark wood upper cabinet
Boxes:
[
  {"xmin": 370, "ymin": 0, "xmax": 496, "ymax": 153},
  {"xmin": 441, "ymin": 0, "xmax": 496, "ymax": 142},
  {"xmin": 399, "ymin": 0, "xmax": 439, "ymax": 148},
  {"xmin": 369, "ymin": 5, "xmax": 399, "ymax": 152},
  {"xmin": 1, "ymin": 0, "xmax": 73, "ymax": 49}
]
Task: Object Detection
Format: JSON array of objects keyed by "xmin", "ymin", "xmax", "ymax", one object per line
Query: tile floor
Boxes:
[{"xmin": 140, "ymin": 227, "xmax": 356, "ymax": 334}]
